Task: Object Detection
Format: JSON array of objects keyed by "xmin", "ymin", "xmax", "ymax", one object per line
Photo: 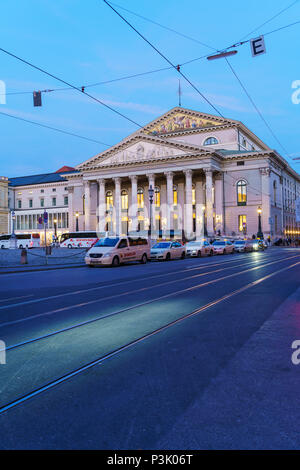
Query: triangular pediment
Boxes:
[
  {"xmin": 141, "ymin": 106, "xmax": 237, "ymax": 136},
  {"xmin": 77, "ymin": 133, "xmax": 212, "ymax": 170}
]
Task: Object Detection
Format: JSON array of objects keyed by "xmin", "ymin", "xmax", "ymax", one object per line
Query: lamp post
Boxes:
[
  {"xmin": 11, "ymin": 211, "xmax": 17, "ymax": 249},
  {"xmin": 54, "ymin": 218, "xmax": 57, "ymax": 239},
  {"xmin": 257, "ymin": 206, "xmax": 263, "ymax": 239},
  {"xmin": 75, "ymin": 212, "xmax": 79, "ymax": 232},
  {"xmin": 148, "ymin": 184, "xmax": 154, "ymax": 236}
]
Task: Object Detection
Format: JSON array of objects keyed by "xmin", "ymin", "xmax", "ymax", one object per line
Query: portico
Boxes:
[{"xmin": 68, "ymin": 164, "xmax": 222, "ymax": 239}]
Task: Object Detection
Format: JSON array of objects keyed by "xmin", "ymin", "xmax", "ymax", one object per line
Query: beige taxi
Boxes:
[{"xmin": 85, "ymin": 237, "xmax": 150, "ymax": 267}]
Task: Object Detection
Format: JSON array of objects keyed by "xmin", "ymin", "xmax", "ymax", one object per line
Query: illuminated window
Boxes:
[
  {"xmin": 192, "ymin": 184, "xmax": 196, "ymax": 205},
  {"xmin": 173, "ymin": 185, "xmax": 178, "ymax": 206},
  {"xmin": 106, "ymin": 190, "xmax": 113, "ymax": 210},
  {"xmin": 204, "ymin": 137, "xmax": 218, "ymax": 146},
  {"xmin": 154, "ymin": 187, "xmax": 160, "ymax": 207},
  {"xmin": 121, "ymin": 190, "xmax": 128, "ymax": 210},
  {"xmin": 137, "ymin": 188, "xmax": 144, "ymax": 209},
  {"xmin": 238, "ymin": 215, "xmax": 247, "ymax": 232},
  {"xmin": 237, "ymin": 180, "xmax": 247, "ymax": 206}
]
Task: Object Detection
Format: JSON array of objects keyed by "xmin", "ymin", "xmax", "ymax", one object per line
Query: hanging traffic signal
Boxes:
[{"xmin": 33, "ymin": 91, "xmax": 42, "ymax": 107}]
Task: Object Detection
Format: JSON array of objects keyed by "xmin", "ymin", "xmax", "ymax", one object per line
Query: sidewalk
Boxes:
[
  {"xmin": 0, "ymin": 247, "xmax": 86, "ymax": 269},
  {"xmin": 158, "ymin": 286, "xmax": 300, "ymax": 450}
]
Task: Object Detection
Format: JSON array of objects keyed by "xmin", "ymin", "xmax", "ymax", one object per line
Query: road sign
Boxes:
[
  {"xmin": 296, "ymin": 197, "xmax": 300, "ymax": 222},
  {"xmin": 250, "ymin": 36, "xmax": 266, "ymax": 57},
  {"xmin": 38, "ymin": 216, "xmax": 43, "ymax": 225}
]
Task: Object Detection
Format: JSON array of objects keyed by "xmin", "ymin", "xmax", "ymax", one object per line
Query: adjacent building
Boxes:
[
  {"xmin": 8, "ymin": 166, "xmax": 77, "ymax": 244},
  {"xmin": 6, "ymin": 107, "xmax": 300, "ymax": 241},
  {"xmin": 0, "ymin": 176, "xmax": 9, "ymax": 234}
]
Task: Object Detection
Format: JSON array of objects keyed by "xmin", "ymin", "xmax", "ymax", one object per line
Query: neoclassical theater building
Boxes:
[
  {"xmin": 5, "ymin": 107, "xmax": 300, "ymax": 241},
  {"xmin": 64, "ymin": 107, "xmax": 300, "ymax": 239}
]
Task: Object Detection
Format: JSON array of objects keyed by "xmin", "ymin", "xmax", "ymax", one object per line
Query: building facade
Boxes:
[
  {"xmin": 7, "ymin": 107, "xmax": 300, "ymax": 241},
  {"xmin": 65, "ymin": 107, "xmax": 300, "ymax": 240},
  {"xmin": 8, "ymin": 167, "xmax": 76, "ymax": 244}
]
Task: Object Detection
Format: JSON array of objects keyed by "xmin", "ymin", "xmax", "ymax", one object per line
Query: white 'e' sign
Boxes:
[{"xmin": 250, "ymin": 36, "xmax": 266, "ymax": 57}]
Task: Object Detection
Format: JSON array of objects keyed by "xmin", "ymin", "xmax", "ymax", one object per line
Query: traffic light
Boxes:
[{"xmin": 33, "ymin": 91, "xmax": 42, "ymax": 107}]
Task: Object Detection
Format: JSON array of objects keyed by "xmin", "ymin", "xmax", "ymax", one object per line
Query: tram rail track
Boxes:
[{"xmin": 0, "ymin": 257, "xmax": 299, "ymax": 416}]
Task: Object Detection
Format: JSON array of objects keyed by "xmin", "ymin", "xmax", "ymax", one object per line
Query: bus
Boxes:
[
  {"xmin": 0, "ymin": 233, "xmax": 40, "ymax": 249},
  {"xmin": 59, "ymin": 231, "xmax": 104, "ymax": 248}
]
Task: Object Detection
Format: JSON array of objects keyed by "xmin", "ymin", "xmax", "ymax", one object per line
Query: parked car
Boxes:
[
  {"xmin": 250, "ymin": 239, "xmax": 265, "ymax": 251},
  {"xmin": 212, "ymin": 240, "xmax": 235, "ymax": 255},
  {"xmin": 150, "ymin": 241, "xmax": 185, "ymax": 261},
  {"xmin": 85, "ymin": 236, "xmax": 150, "ymax": 267},
  {"xmin": 233, "ymin": 240, "xmax": 253, "ymax": 253},
  {"xmin": 185, "ymin": 240, "xmax": 213, "ymax": 257}
]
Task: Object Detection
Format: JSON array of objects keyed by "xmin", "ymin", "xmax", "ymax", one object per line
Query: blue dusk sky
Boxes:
[{"xmin": 0, "ymin": 0, "xmax": 299, "ymax": 177}]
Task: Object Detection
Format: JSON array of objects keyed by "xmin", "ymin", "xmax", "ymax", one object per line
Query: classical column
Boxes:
[
  {"xmin": 130, "ymin": 175, "xmax": 138, "ymax": 232},
  {"xmin": 165, "ymin": 171, "xmax": 174, "ymax": 231},
  {"xmin": 184, "ymin": 170, "xmax": 193, "ymax": 239},
  {"xmin": 260, "ymin": 167, "xmax": 271, "ymax": 237},
  {"xmin": 97, "ymin": 178, "xmax": 106, "ymax": 233},
  {"xmin": 195, "ymin": 179, "xmax": 205, "ymax": 239},
  {"xmin": 114, "ymin": 177, "xmax": 121, "ymax": 236},
  {"xmin": 84, "ymin": 181, "xmax": 91, "ymax": 231},
  {"xmin": 204, "ymin": 168, "xmax": 214, "ymax": 236},
  {"xmin": 67, "ymin": 186, "xmax": 74, "ymax": 232},
  {"xmin": 214, "ymin": 172, "xmax": 224, "ymax": 235},
  {"xmin": 147, "ymin": 173, "xmax": 155, "ymax": 232}
]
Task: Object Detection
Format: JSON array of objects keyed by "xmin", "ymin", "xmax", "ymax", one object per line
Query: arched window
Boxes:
[
  {"xmin": 237, "ymin": 180, "xmax": 247, "ymax": 206},
  {"xmin": 137, "ymin": 188, "xmax": 144, "ymax": 209},
  {"xmin": 204, "ymin": 137, "xmax": 218, "ymax": 146},
  {"xmin": 173, "ymin": 185, "xmax": 178, "ymax": 206},
  {"xmin": 106, "ymin": 190, "xmax": 113, "ymax": 211},
  {"xmin": 121, "ymin": 190, "xmax": 128, "ymax": 210},
  {"xmin": 154, "ymin": 186, "xmax": 160, "ymax": 207}
]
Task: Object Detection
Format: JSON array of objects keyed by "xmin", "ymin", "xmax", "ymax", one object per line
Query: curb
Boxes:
[{"xmin": 0, "ymin": 264, "xmax": 85, "ymax": 275}]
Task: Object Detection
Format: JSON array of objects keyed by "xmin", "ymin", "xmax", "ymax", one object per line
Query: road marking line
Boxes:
[{"xmin": 1, "ymin": 258, "xmax": 299, "ymax": 416}]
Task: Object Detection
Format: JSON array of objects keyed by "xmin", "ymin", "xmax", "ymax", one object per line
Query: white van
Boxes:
[{"xmin": 85, "ymin": 236, "xmax": 150, "ymax": 267}]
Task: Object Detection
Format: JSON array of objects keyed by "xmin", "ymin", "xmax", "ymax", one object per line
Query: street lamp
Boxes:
[
  {"xmin": 54, "ymin": 218, "xmax": 57, "ymax": 239},
  {"xmin": 75, "ymin": 212, "xmax": 79, "ymax": 232},
  {"xmin": 257, "ymin": 206, "xmax": 263, "ymax": 239},
  {"xmin": 148, "ymin": 185, "xmax": 154, "ymax": 236},
  {"xmin": 11, "ymin": 211, "xmax": 17, "ymax": 249}
]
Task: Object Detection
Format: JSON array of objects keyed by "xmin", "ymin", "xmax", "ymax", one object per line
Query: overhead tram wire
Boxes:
[
  {"xmin": 1, "ymin": 19, "xmax": 299, "ymax": 98},
  {"xmin": 0, "ymin": 110, "xmax": 112, "ymax": 146},
  {"xmin": 103, "ymin": 0, "xmax": 224, "ymax": 118},
  {"xmin": 239, "ymin": 0, "xmax": 300, "ymax": 41},
  {"xmin": 105, "ymin": 2, "xmax": 292, "ymax": 159},
  {"xmin": 0, "ymin": 47, "xmax": 143, "ymax": 129}
]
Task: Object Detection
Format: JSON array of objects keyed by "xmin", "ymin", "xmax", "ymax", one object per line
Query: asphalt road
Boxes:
[{"xmin": 0, "ymin": 247, "xmax": 300, "ymax": 449}]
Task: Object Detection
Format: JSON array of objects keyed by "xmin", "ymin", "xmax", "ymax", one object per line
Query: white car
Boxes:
[
  {"xmin": 233, "ymin": 240, "xmax": 253, "ymax": 253},
  {"xmin": 150, "ymin": 241, "xmax": 185, "ymax": 261},
  {"xmin": 85, "ymin": 236, "xmax": 150, "ymax": 267},
  {"xmin": 212, "ymin": 240, "xmax": 235, "ymax": 255},
  {"xmin": 185, "ymin": 240, "xmax": 214, "ymax": 257}
]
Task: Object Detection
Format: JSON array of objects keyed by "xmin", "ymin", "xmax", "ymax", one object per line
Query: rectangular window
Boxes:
[
  {"xmin": 41, "ymin": 189, "xmax": 44, "ymax": 193},
  {"xmin": 29, "ymin": 199, "xmax": 33, "ymax": 208},
  {"xmin": 64, "ymin": 196, "xmax": 68, "ymax": 205},
  {"xmin": 238, "ymin": 215, "xmax": 247, "ymax": 233},
  {"xmin": 137, "ymin": 192, "xmax": 144, "ymax": 209},
  {"xmin": 40, "ymin": 198, "xmax": 44, "ymax": 207},
  {"xmin": 192, "ymin": 188, "xmax": 196, "ymax": 206},
  {"xmin": 17, "ymin": 200, "xmax": 22, "ymax": 209},
  {"xmin": 52, "ymin": 197, "xmax": 56, "ymax": 206},
  {"xmin": 52, "ymin": 188, "xmax": 56, "ymax": 192}
]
